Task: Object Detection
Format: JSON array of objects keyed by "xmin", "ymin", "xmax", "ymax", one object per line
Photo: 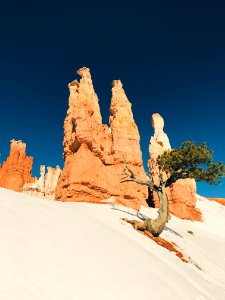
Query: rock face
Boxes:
[
  {"xmin": 44, "ymin": 166, "xmax": 61, "ymax": 199},
  {"xmin": 55, "ymin": 67, "xmax": 148, "ymax": 210},
  {"xmin": 0, "ymin": 140, "xmax": 34, "ymax": 192},
  {"xmin": 23, "ymin": 165, "xmax": 61, "ymax": 199},
  {"xmin": 149, "ymin": 113, "xmax": 171, "ymax": 159},
  {"xmin": 109, "ymin": 80, "xmax": 143, "ymax": 165},
  {"xmin": 149, "ymin": 113, "xmax": 201, "ymax": 220}
]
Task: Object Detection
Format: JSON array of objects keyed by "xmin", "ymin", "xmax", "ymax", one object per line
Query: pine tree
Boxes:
[{"xmin": 122, "ymin": 141, "xmax": 225, "ymax": 236}]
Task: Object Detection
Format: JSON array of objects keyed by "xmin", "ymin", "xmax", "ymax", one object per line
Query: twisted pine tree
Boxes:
[{"xmin": 121, "ymin": 141, "xmax": 225, "ymax": 237}]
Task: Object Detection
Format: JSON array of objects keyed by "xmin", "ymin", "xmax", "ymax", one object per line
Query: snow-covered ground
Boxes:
[{"xmin": 0, "ymin": 188, "xmax": 225, "ymax": 300}]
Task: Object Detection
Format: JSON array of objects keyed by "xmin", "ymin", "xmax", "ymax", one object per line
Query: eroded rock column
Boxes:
[
  {"xmin": 0, "ymin": 140, "xmax": 34, "ymax": 191},
  {"xmin": 56, "ymin": 68, "xmax": 148, "ymax": 210},
  {"xmin": 23, "ymin": 165, "xmax": 61, "ymax": 199},
  {"xmin": 149, "ymin": 113, "xmax": 201, "ymax": 220}
]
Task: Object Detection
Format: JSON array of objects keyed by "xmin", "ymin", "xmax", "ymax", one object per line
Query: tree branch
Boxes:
[{"xmin": 121, "ymin": 164, "xmax": 159, "ymax": 191}]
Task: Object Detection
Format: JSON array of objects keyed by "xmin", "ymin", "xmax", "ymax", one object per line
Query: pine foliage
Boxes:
[{"xmin": 156, "ymin": 141, "xmax": 225, "ymax": 187}]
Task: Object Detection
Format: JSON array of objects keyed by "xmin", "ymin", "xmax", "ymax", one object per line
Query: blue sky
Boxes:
[{"xmin": 0, "ymin": 0, "xmax": 224, "ymax": 197}]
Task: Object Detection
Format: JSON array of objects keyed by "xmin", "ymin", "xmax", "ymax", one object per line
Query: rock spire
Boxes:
[
  {"xmin": 0, "ymin": 140, "xmax": 34, "ymax": 191},
  {"xmin": 56, "ymin": 67, "xmax": 148, "ymax": 210},
  {"xmin": 148, "ymin": 113, "xmax": 201, "ymax": 220},
  {"xmin": 23, "ymin": 165, "xmax": 61, "ymax": 199}
]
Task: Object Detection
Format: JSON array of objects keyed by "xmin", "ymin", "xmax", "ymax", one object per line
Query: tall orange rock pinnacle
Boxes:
[
  {"xmin": 56, "ymin": 67, "xmax": 148, "ymax": 210},
  {"xmin": 63, "ymin": 67, "xmax": 112, "ymax": 164},
  {"xmin": 110, "ymin": 80, "xmax": 143, "ymax": 165}
]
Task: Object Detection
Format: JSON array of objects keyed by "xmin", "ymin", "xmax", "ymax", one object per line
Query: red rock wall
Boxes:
[{"xmin": 0, "ymin": 140, "xmax": 34, "ymax": 192}]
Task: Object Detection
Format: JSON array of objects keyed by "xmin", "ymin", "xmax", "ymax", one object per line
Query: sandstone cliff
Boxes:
[
  {"xmin": 56, "ymin": 67, "xmax": 148, "ymax": 210},
  {"xmin": 148, "ymin": 113, "xmax": 201, "ymax": 220},
  {"xmin": 0, "ymin": 140, "xmax": 34, "ymax": 191}
]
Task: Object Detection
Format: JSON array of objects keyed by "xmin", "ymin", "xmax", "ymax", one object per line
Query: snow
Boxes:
[{"xmin": 0, "ymin": 188, "xmax": 225, "ymax": 300}]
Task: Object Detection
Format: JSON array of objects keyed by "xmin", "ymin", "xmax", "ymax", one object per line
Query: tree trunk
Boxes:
[{"xmin": 137, "ymin": 185, "xmax": 169, "ymax": 236}]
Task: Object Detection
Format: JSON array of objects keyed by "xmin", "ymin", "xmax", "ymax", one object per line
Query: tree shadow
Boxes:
[
  {"xmin": 164, "ymin": 226, "xmax": 183, "ymax": 237},
  {"xmin": 111, "ymin": 205, "xmax": 183, "ymax": 238},
  {"xmin": 111, "ymin": 205, "xmax": 147, "ymax": 221}
]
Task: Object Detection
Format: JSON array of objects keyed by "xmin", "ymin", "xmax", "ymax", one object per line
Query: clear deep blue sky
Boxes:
[{"xmin": 0, "ymin": 0, "xmax": 224, "ymax": 197}]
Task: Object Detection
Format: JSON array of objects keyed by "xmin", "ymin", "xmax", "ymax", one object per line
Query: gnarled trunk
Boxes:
[
  {"xmin": 121, "ymin": 165, "xmax": 170, "ymax": 236},
  {"xmin": 137, "ymin": 185, "xmax": 169, "ymax": 236}
]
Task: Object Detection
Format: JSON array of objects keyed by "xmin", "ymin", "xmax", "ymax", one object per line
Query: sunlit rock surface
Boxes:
[
  {"xmin": 149, "ymin": 113, "xmax": 201, "ymax": 221},
  {"xmin": 0, "ymin": 140, "xmax": 34, "ymax": 192},
  {"xmin": 56, "ymin": 67, "xmax": 148, "ymax": 210},
  {"xmin": 23, "ymin": 165, "xmax": 61, "ymax": 199}
]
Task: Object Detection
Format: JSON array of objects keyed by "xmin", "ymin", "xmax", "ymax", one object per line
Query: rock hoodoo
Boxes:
[
  {"xmin": 23, "ymin": 165, "xmax": 61, "ymax": 199},
  {"xmin": 110, "ymin": 80, "xmax": 144, "ymax": 165},
  {"xmin": 0, "ymin": 140, "xmax": 34, "ymax": 192},
  {"xmin": 148, "ymin": 113, "xmax": 201, "ymax": 220},
  {"xmin": 55, "ymin": 67, "xmax": 148, "ymax": 210}
]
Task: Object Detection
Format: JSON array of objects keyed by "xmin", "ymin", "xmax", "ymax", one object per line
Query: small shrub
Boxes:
[{"xmin": 187, "ymin": 230, "xmax": 194, "ymax": 235}]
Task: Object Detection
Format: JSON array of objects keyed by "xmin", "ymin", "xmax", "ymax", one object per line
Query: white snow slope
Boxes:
[{"xmin": 0, "ymin": 188, "xmax": 225, "ymax": 300}]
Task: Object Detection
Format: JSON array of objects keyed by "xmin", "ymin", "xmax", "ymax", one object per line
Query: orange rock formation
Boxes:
[
  {"xmin": 56, "ymin": 67, "xmax": 148, "ymax": 210},
  {"xmin": 148, "ymin": 113, "xmax": 202, "ymax": 220},
  {"xmin": 23, "ymin": 165, "xmax": 61, "ymax": 199},
  {"xmin": 207, "ymin": 198, "xmax": 225, "ymax": 206},
  {"xmin": 0, "ymin": 140, "xmax": 34, "ymax": 192}
]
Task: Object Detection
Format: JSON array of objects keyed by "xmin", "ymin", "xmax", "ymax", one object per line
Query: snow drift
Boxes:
[{"xmin": 0, "ymin": 188, "xmax": 225, "ymax": 300}]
